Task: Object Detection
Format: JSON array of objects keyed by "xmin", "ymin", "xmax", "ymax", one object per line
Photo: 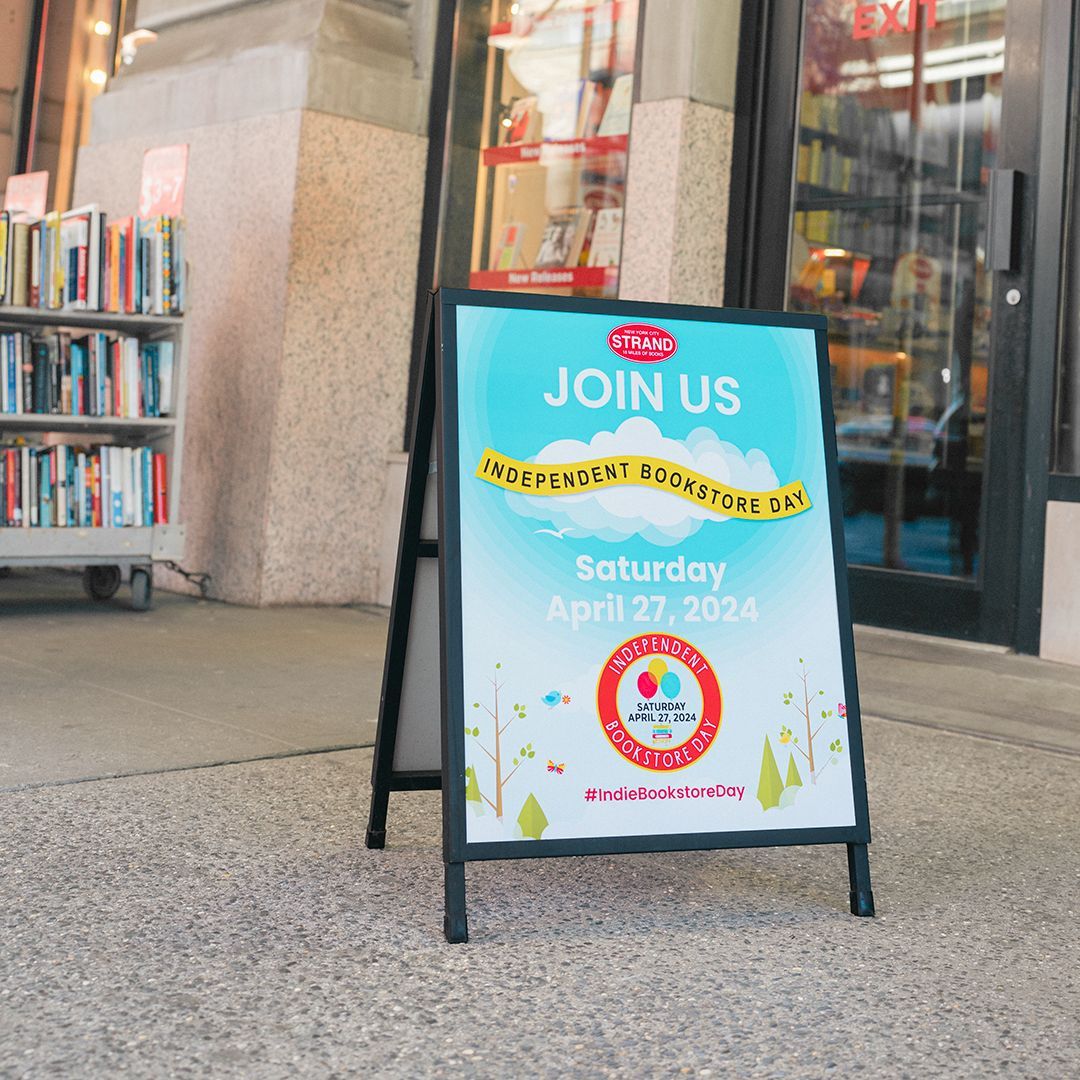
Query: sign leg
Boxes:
[
  {"xmin": 365, "ymin": 786, "xmax": 390, "ymax": 849},
  {"xmin": 847, "ymin": 842, "xmax": 875, "ymax": 916},
  {"xmin": 443, "ymin": 861, "xmax": 468, "ymax": 943}
]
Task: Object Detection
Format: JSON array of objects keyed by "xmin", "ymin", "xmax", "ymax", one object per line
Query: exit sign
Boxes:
[{"xmin": 853, "ymin": 0, "xmax": 938, "ymax": 40}]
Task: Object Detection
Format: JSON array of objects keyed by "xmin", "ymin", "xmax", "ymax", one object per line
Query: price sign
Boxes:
[
  {"xmin": 3, "ymin": 172, "xmax": 49, "ymax": 217},
  {"xmin": 139, "ymin": 144, "xmax": 188, "ymax": 218}
]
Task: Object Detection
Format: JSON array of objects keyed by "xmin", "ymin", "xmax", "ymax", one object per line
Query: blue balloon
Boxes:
[{"xmin": 660, "ymin": 671, "xmax": 681, "ymax": 699}]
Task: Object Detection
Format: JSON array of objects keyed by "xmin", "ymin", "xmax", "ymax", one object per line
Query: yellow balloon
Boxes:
[{"xmin": 648, "ymin": 658, "xmax": 668, "ymax": 682}]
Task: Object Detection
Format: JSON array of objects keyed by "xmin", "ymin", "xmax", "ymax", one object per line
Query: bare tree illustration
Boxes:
[
  {"xmin": 778, "ymin": 657, "xmax": 843, "ymax": 784},
  {"xmin": 467, "ymin": 662, "xmax": 534, "ymax": 819}
]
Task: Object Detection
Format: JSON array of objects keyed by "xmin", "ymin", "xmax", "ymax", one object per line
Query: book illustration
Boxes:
[
  {"xmin": 534, "ymin": 209, "xmax": 591, "ymax": 269},
  {"xmin": 597, "ymin": 74, "xmax": 633, "ymax": 136}
]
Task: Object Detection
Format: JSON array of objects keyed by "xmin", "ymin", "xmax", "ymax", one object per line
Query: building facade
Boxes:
[{"xmin": 12, "ymin": 0, "xmax": 1074, "ymax": 660}]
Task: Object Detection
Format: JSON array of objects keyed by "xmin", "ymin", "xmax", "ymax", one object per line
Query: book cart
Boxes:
[{"xmin": 0, "ymin": 306, "xmax": 186, "ymax": 610}]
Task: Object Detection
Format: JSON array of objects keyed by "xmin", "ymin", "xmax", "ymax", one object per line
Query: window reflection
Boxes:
[{"xmin": 789, "ymin": 0, "xmax": 1005, "ymax": 578}]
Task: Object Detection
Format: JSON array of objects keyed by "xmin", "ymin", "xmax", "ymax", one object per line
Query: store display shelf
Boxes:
[
  {"xmin": 470, "ymin": 266, "xmax": 618, "ymax": 291},
  {"xmin": 0, "ymin": 523, "xmax": 184, "ymax": 563},
  {"xmin": 0, "ymin": 306, "xmax": 183, "ymax": 334},
  {"xmin": 0, "ymin": 414, "xmax": 176, "ymax": 435},
  {"xmin": 483, "ymin": 134, "xmax": 628, "ymax": 167}
]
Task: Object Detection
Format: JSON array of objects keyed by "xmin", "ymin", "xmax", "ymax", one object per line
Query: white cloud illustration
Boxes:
[{"xmin": 505, "ymin": 416, "xmax": 779, "ymax": 545}]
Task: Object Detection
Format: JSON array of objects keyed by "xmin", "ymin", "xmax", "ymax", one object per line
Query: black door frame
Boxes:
[{"xmin": 727, "ymin": 0, "xmax": 1074, "ymax": 652}]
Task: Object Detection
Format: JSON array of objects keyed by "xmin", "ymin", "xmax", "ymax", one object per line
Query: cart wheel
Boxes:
[
  {"xmin": 131, "ymin": 567, "xmax": 153, "ymax": 611},
  {"xmin": 83, "ymin": 565, "xmax": 122, "ymax": 601}
]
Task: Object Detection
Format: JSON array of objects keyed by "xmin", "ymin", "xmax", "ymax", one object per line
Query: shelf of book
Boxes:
[
  {"xmin": 469, "ymin": 266, "xmax": 618, "ymax": 291},
  {"xmin": 0, "ymin": 523, "xmax": 184, "ymax": 564},
  {"xmin": 0, "ymin": 303, "xmax": 188, "ymax": 608},
  {"xmin": 482, "ymin": 134, "xmax": 629, "ymax": 167},
  {"xmin": 0, "ymin": 306, "xmax": 182, "ymax": 334},
  {"xmin": 0, "ymin": 415, "xmax": 177, "ymax": 435}
]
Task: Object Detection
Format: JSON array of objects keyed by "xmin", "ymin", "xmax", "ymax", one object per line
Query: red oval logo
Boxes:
[{"xmin": 607, "ymin": 323, "xmax": 678, "ymax": 363}]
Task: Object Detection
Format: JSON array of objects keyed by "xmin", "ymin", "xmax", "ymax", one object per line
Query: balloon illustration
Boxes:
[
  {"xmin": 637, "ymin": 671, "xmax": 658, "ymax": 699},
  {"xmin": 660, "ymin": 671, "xmax": 681, "ymax": 699},
  {"xmin": 639, "ymin": 659, "xmax": 683, "ymax": 700}
]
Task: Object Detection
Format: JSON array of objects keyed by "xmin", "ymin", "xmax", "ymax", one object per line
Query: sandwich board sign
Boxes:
[{"xmin": 367, "ymin": 289, "xmax": 873, "ymax": 943}]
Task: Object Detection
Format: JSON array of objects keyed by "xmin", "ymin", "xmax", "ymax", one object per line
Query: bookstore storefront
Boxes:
[{"xmin": 422, "ymin": 0, "xmax": 1080, "ymax": 659}]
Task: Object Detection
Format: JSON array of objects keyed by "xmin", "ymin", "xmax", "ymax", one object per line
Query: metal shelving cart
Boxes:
[{"xmin": 0, "ymin": 306, "xmax": 187, "ymax": 610}]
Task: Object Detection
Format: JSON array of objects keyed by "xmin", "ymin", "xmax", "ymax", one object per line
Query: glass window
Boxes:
[
  {"xmin": 438, "ymin": 0, "xmax": 640, "ymax": 298},
  {"xmin": 787, "ymin": 0, "xmax": 1006, "ymax": 578},
  {"xmin": 1, "ymin": 1, "xmax": 118, "ymax": 213},
  {"xmin": 1053, "ymin": 20, "xmax": 1080, "ymax": 475}
]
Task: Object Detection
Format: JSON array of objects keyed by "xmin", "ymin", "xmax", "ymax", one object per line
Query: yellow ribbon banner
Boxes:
[{"xmin": 475, "ymin": 448, "xmax": 811, "ymax": 521}]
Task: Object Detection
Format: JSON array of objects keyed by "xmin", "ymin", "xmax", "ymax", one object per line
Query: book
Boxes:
[
  {"xmin": 503, "ymin": 96, "xmax": 540, "ymax": 144},
  {"xmin": 576, "ymin": 81, "xmax": 608, "ymax": 138},
  {"xmin": 0, "ymin": 211, "xmax": 8, "ymax": 302},
  {"xmin": 534, "ymin": 209, "xmax": 592, "ymax": 269},
  {"xmin": 587, "ymin": 207, "xmax": 624, "ymax": 268},
  {"xmin": 1, "ymin": 204, "xmax": 183, "ymax": 316},
  {"xmin": 540, "ymin": 81, "xmax": 586, "ymax": 142},
  {"xmin": 597, "ymin": 74, "xmax": 633, "ymax": 136},
  {"xmin": 0, "ymin": 330, "xmax": 170, "ymax": 418},
  {"xmin": 491, "ymin": 223, "xmax": 526, "ymax": 271}
]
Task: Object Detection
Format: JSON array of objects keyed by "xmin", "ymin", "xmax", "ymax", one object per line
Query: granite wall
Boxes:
[
  {"xmin": 619, "ymin": 97, "xmax": 734, "ymax": 306},
  {"xmin": 73, "ymin": 0, "xmax": 434, "ymax": 605},
  {"xmin": 74, "ymin": 110, "xmax": 425, "ymax": 604}
]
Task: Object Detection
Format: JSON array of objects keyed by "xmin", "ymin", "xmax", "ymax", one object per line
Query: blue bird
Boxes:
[{"xmin": 541, "ymin": 690, "xmax": 562, "ymax": 708}]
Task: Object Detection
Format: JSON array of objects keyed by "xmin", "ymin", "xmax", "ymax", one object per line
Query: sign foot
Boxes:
[
  {"xmin": 444, "ymin": 861, "xmax": 468, "ymax": 943},
  {"xmin": 847, "ymin": 842, "xmax": 875, "ymax": 916}
]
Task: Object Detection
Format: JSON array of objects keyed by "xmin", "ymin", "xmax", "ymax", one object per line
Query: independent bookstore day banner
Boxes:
[{"xmin": 453, "ymin": 305, "xmax": 857, "ymax": 844}]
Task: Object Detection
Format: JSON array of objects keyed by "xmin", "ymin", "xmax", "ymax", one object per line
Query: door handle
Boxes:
[{"xmin": 986, "ymin": 168, "xmax": 1023, "ymax": 272}]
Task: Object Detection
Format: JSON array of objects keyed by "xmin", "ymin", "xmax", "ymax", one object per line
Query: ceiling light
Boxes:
[
  {"xmin": 88, "ymin": 68, "xmax": 108, "ymax": 86},
  {"xmin": 93, "ymin": 20, "xmax": 112, "ymax": 36}
]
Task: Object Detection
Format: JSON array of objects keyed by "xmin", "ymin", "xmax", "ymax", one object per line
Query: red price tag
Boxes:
[
  {"xmin": 3, "ymin": 171, "xmax": 49, "ymax": 216},
  {"xmin": 139, "ymin": 144, "xmax": 188, "ymax": 217}
]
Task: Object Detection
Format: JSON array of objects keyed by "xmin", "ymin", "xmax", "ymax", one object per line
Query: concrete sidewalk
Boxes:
[{"xmin": 2, "ymin": 570, "xmax": 1078, "ymax": 1077}]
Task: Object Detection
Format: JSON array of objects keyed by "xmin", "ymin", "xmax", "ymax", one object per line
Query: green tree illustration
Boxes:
[
  {"xmin": 517, "ymin": 793, "xmax": 549, "ymax": 840},
  {"xmin": 467, "ymin": 662, "xmax": 535, "ymax": 819},
  {"xmin": 785, "ymin": 753, "xmax": 803, "ymax": 789},
  {"xmin": 780, "ymin": 657, "xmax": 843, "ymax": 784},
  {"xmin": 756, "ymin": 736, "xmax": 784, "ymax": 810}
]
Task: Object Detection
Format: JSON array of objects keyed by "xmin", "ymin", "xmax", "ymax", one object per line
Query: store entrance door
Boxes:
[{"xmin": 732, "ymin": 0, "xmax": 1063, "ymax": 644}]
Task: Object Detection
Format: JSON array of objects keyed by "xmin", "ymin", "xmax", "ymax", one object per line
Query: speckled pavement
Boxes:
[{"xmin": 2, "ymin": 715, "xmax": 1077, "ymax": 1078}]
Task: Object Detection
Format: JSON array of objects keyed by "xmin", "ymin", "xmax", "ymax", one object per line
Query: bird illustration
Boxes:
[
  {"xmin": 541, "ymin": 690, "xmax": 562, "ymax": 708},
  {"xmin": 533, "ymin": 527, "xmax": 576, "ymax": 539}
]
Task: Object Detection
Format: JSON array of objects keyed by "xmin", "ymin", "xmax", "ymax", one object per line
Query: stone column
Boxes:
[
  {"xmin": 74, "ymin": 0, "xmax": 436, "ymax": 604},
  {"xmin": 619, "ymin": 0, "xmax": 741, "ymax": 306}
]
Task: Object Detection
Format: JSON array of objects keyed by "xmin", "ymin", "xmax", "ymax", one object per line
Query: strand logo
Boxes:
[{"xmin": 607, "ymin": 322, "xmax": 678, "ymax": 364}]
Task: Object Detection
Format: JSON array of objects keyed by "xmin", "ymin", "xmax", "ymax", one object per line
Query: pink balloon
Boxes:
[{"xmin": 637, "ymin": 671, "xmax": 658, "ymax": 699}]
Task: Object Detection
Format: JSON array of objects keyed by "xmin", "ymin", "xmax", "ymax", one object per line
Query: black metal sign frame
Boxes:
[{"xmin": 368, "ymin": 289, "xmax": 874, "ymax": 943}]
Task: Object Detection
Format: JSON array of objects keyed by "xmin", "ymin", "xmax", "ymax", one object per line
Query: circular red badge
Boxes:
[{"xmin": 596, "ymin": 634, "xmax": 722, "ymax": 772}]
